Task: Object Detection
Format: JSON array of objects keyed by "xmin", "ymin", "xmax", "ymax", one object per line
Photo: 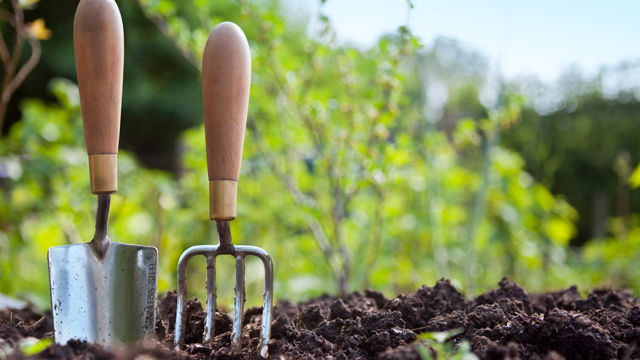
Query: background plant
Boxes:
[
  {"xmin": 0, "ymin": 0, "xmax": 51, "ymax": 130},
  {"xmin": 417, "ymin": 328, "xmax": 478, "ymax": 360},
  {"xmin": 1, "ymin": 0, "xmax": 640, "ymax": 309}
]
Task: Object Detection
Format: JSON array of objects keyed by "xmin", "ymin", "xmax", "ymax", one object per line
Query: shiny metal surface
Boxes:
[
  {"xmin": 48, "ymin": 195, "xmax": 158, "ymax": 349},
  {"xmin": 175, "ymin": 220, "xmax": 273, "ymax": 357}
]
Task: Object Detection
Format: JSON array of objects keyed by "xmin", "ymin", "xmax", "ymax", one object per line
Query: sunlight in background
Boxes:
[{"xmin": 287, "ymin": 0, "xmax": 640, "ymax": 82}]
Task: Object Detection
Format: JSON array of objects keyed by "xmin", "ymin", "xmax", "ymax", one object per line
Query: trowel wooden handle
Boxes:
[
  {"xmin": 74, "ymin": 0, "xmax": 124, "ymax": 194},
  {"xmin": 202, "ymin": 22, "xmax": 251, "ymax": 220}
]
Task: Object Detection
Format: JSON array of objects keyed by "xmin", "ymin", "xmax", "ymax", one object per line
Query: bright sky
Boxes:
[{"xmin": 286, "ymin": 0, "xmax": 640, "ymax": 83}]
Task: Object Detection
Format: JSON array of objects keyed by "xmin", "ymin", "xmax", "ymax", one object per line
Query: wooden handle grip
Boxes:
[
  {"xmin": 202, "ymin": 22, "xmax": 251, "ymax": 182},
  {"xmin": 74, "ymin": 0, "xmax": 124, "ymax": 156}
]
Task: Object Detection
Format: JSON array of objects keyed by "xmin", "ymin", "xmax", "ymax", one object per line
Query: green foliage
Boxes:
[
  {"xmin": 18, "ymin": 337, "xmax": 53, "ymax": 356},
  {"xmin": 630, "ymin": 164, "xmax": 640, "ymax": 189},
  {"xmin": 2, "ymin": 0, "xmax": 625, "ymax": 309},
  {"xmin": 0, "ymin": 85, "xmax": 579, "ymax": 309},
  {"xmin": 578, "ymin": 215, "xmax": 640, "ymax": 287},
  {"xmin": 417, "ymin": 329, "xmax": 478, "ymax": 360},
  {"xmin": 0, "ymin": 337, "xmax": 52, "ymax": 358},
  {"xmin": 502, "ymin": 95, "xmax": 640, "ymax": 245},
  {"xmin": 133, "ymin": 0, "xmax": 581, "ymax": 298}
]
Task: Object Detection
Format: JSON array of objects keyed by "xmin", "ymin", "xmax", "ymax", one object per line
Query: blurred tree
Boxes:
[
  {"xmin": 414, "ymin": 39, "xmax": 640, "ymax": 249},
  {"xmin": 502, "ymin": 90, "xmax": 640, "ymax": 245}
]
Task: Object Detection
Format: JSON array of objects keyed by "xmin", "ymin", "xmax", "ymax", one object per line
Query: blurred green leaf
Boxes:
[
  {"xmin": 630, "ymin": 163, "xmax": 640, "ymax": 189},
  {"xmin": 19, "ymin": 337, "xmax": 52, "ymax": 356},
  {"xmin": 419, "ymin": 328, "xmax": 464, "ymax": 343},
  {"xmin": 545, "ymin": 216, "xmax": 576, "ymax": 246}
]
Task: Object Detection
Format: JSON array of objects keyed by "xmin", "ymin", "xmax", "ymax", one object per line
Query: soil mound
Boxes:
[{"xmin": 2, "ymin": 277, "xmax": 640, "ymax": 359}]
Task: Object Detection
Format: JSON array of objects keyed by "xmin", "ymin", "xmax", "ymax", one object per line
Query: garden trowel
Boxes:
[{"xmin": 47, "ymin": 0, "xmax": 157, "ymax": 349}]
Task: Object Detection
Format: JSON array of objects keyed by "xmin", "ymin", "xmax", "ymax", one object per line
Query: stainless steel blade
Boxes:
[{"xmin": 48, "ymin": 241, "xmax": 157, "ymax": 349}]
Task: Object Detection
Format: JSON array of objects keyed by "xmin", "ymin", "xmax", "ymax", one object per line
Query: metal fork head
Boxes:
[{"xmin": 174, "ymin": 221, "xmax": 273, "ymax": 357}]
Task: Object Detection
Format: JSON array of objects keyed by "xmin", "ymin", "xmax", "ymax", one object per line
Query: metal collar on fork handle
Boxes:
[{"xmin": 174, "ymin": 220, "xmax": 274, "ymax": 357}]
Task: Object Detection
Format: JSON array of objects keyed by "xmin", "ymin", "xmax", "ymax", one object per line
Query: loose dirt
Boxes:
[{"xmin": 2, "ymin": 277, "xmax": 640, "ymax": 359}]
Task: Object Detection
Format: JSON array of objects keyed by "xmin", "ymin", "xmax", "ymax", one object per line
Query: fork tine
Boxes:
[
  {"xmin": 174, "ymin": 245, "xmax": 272, "ymax": 356},
  {"xmin": 174, "ymin": 251, "xmax": 190, "ymax": 348},
  {"xmin": 232, "ymin": 254, "xmax": 246, "ymax": 352},
  {"xmin": 237, "ymin": 247, "xmax": 273, "ymax": 356},
  {"xmin": 204, "ymin": 254, "xmax": 217, "ymax": 343},
  {"xmin": 174, "ymin": 245, "xmax": 219, "ymax": 348},
  {"xmin": 260, "ymin": 255, "xmax": 274, "ymax": 356}
]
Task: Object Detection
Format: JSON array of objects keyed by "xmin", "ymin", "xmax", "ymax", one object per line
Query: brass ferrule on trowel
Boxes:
[
  {"xmin": 89, "ymin": 154, "xmax": 117, "ymax": 194},
  {"xmin": 209, "ymin": 180, "xmax": 237, "ymax": 220}
]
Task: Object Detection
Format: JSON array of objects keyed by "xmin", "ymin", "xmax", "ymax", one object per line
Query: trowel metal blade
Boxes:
[{"xmin": 48, "ymin": 241, "xmax": 158, "ymax": 349}]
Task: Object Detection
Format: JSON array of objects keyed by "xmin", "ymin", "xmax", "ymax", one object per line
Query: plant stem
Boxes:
[
  {"xmin": 466, "ymin": 126, "xmax": 501, "ymax": 294},
  {"xmin": 0, "ymin": 1, "xmax": 41, "ymax": 132}
]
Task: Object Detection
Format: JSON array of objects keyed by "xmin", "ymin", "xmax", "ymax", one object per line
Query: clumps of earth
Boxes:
[{"xmin": 3, "ymin": 277, "xmax": 640, "ymax": 359}]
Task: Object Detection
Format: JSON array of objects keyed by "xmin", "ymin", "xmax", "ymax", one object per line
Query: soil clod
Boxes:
[{"xmin": 3, "ymin": 278, "xmax": 640, "ymax": 359}]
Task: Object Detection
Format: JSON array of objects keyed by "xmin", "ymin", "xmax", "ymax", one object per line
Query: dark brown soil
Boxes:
[{"xmin": 3, "ymin": 277, "xmax": 640, "ymax": 359}]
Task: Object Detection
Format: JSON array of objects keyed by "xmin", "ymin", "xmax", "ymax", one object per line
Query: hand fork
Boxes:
[{"xmin": 174, "ymin": 22, "xmax": 274, "ymax": 357}]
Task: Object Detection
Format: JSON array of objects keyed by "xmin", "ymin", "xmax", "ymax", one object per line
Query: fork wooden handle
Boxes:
[{"xmin": 202, "ymin": 22, "xmax": 251, "ymax": 220}]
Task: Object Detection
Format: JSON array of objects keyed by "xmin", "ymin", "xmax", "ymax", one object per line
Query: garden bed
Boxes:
[{"xmin": 2, "ymin": 277, "xmax": 640, "ymax": 359}]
